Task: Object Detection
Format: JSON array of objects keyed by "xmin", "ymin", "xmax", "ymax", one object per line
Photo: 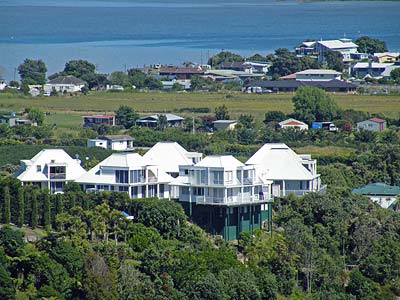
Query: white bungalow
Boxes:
[
  {"xmin": 295, "ymin": 69, "xmax": 342, "ymax": 81},
  {"xmin": 278, "ymin": 118, "xmax": 309, "ymax": 131},
  {"xmin": 14, "ymin": 149, "xmax": 86, "ymax": 194},
  {"xmin": 44, "ymin": 75, "xmax": 86, "ymax": 93},
  {"xmin": 76, "ymin": 152, "xmax": 173, "ymax": 199},
  {"xmin": 245, "ymin": 144, "xmax": 321, "ymax": 197}
]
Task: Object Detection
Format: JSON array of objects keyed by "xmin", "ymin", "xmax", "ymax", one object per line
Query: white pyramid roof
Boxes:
[
  {"xmin": 246, "ymin": 144, "xmax": 315, "ymax": 180},
  {"xmin": 16, "ymin": 149, "xmax": 86, "ymax": 182},
  {"xmin": 143, "ymin": 142, "xmax": 194, "ymax": 173}
]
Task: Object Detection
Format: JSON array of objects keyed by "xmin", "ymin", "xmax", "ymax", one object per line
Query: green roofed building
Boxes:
[{"xmin": 352, "ymin": 183, "xmax": 400, "ymax": 210}]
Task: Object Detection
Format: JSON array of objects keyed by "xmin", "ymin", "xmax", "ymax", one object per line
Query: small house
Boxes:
[
  {"xmin": 295, "ymin": 69, "xmax": 342, "ymax": 81},
  {"xmin": 213, "ymin": 120, "xmax": 238, "ymax": 131},
  {"xmin": 44, "ymin": 75, "xmax": 86, "ymax": 93},
  {"xmin": 135, "ymin": 114, "xmax": 184, "ymax": 128},
  {"xmin": 87, "ymin": 135, "xmax": 134, "ymax": 151},
  {"xmin": 352, "ymin": 183, "xmax": 400, "ymax": 209},
  {"xmin": 356, "ymin": 118, "xmax": 386, "ymax": 132},
  {"xmin": 278, "ymin": 118, "xmax": 309, "ymax": 130},
  {"xmin": 83, "ymin": 115, "xmax": 116, "ymax": 127},
  {"xmin": 373, "ymin": 52, "xmax": 400, "ymax": 64}
]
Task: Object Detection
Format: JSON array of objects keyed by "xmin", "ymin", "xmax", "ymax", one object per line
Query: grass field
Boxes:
[{"xmin": 1, "ymin": 91, "xmax": 399, "ymax": 129}]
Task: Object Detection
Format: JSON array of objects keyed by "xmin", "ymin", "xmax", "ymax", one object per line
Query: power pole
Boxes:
[{"xmin": 192, "ymin": 112, "xmax": 195, "ymax": 134}]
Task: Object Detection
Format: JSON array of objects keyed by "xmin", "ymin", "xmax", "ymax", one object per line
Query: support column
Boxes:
[{"xmin": 189, "ymin": 186, "xmax": 192, "ymax": 216}]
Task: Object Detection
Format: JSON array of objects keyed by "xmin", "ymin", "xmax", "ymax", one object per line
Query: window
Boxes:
[
  {"xmin": 36, "ymin": 165, "xmax": 41, "ymax": 172},
  {"xmin": 193, "ymin": 187, "xmax": 204, "ymax": 196},
  {"xmin": 181, "ymin": 187, "xmax": 189, "ymax": 195},
  {"xmin": 131, "ymin": 186, "xmax": 139, "ymax": 198},
  {"xmin": 212, "ymin": 171, "xmax": 223, "ymax": 184},
  {"xmin": 130, "ymin": 170, "xmax": 145, "ymax": 183},
  {"xmin": 115, "ymin": 170, "xmax": 128, "ymax": 183},
  {"xmin": 148, "ymin": 185, "xmax": 157, "ymax": 197},
  {"xmin": 225, "ymin": 171, "xmax": 233, "ymax": 183},
  {"xmin": 118, "ymin": 186, "xmax": 128, "ymax": 192}
]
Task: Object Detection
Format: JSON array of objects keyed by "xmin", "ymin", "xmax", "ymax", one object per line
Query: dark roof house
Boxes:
[{"xmin": 245, "ymin": 79, "xmax": 357, "ymax": 93}]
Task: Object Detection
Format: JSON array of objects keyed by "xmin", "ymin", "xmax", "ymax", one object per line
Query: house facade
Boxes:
[
  {"xmin": 314, "ymin": 39, "xmax": 358, "ymax": 62},
  {"xmin": 353, "ymin": 183, "xmax": 400, "ymax": 210},
  {"xmin": 295, "ymin": 69, "xmax": 342, "ymax": 81},
  {"xmin": 278, "ymin": 118, "xmax": 309, "ymax": 130},
  {"xmin": 352, "ymin": 62, "xmax": 391, "ymax": 78},
  {"xmin": 296, "ymin": 39, "xmax": 358, "ymax": 62},
  {"xmin": 87, "ymin": 135, "xmax": 134, "ymax": 151},
  {"xmin": 245, "ymin": 80, "xmax": 357, "ymax": 93},
  {"xmin": 76, "ymin": 152, "xmax": 173, "ymax": 199},
  {"xmin": 374, "ymin": 52, "xmax": 400, "ymax": 64},
  {"xmin": 213, "ymin": 120, "xmax": 238, "ymax": 131},
  {"xmin": 356, "ymin": 118, "xmax": 386, "ymax": 132},
  {"xmin": 170, "ymin": 155, "xmax": 273, "ymax": 240},
  {"xmin": 14, "ymin": 149, "xmax": 87, "ymax": 194},
  {"xmin": 136, "ymin": 114, "xmax": 184, "ymax": 128},
  {"xmin": 83, "ymin": 115, "xmax": 116, "ymax": 127},
  {"xmin": 245, "ymin": 144, "xmax": 322, "ymax": 197},
  {"xmin": 44, "ymin": 75, "xmax": 86, "ymax": 93}
]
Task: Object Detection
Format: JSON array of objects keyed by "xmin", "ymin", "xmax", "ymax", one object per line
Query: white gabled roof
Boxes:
[
  {"xmin": 195, "ymin": 155, "xmax": 244, "ymax": 169},
  {"xmin": 15, "ymin": 149, "xmax": 86, "ymax": 182},
  {"xmin": 245, "ymin": 144, "xmax": 315, "ymax": 180},
  {"xmin": 317, "ymin": 40, "xmax": 358, "ymax": 50},
  {"xmin": 296, "ymin": 69, "xmax": 341, "ymax": 75},
  {"xmin": 279, "ymin": 118, "xmax": 308, "ymax": 126},
  {"xmin": 143, "ymin": 142, "xmax": 197, "ymax": 173}
]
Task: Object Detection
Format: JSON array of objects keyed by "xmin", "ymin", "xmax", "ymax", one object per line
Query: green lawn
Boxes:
[{"xmin": 1, "ymin": 91, "xmax": 399, "ymax": 129}]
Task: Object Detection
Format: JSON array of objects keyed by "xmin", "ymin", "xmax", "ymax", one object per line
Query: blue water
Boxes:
[{"xmin": 1, "ymin": 0, "xmax": 400, "ymax": 80}]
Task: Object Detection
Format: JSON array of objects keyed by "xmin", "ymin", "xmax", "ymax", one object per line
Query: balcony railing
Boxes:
[
  {"xmin": 195, "ymin": 194, "xmax": 272, "ymax": 206},
  {"xmin": 49, "ymin": 173, "xmax": 66, "ymax": 180},
  {"xmin": 274, "ymin": 186, "xmax": 327, "ymax": 197},
  {"xmin": 148, "ymin": 176, "xmax": 158, "ymax": 183}
]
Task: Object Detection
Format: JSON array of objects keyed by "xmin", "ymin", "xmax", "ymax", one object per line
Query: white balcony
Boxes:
[{"xmin": 194, "ymin": 194, "xmax": 272, "ymax": 206}]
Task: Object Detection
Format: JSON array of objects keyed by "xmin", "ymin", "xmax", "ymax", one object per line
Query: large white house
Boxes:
[
  {"xmin": 296, "ymin": 38, "xmax": 358, "ymax": 62},
  {"xmin": 76, "ymin": 152, "xmax": 173, "ymax": 199},
  {"xmin": 170, "ymin": 155, "xmax": 273, "ymax": 240},
  {"xmin": 44, "ymin": 75, "xmax": 86, "ymax": 93},
  {"xmin": 14, "ymin": 149, "xmax": 87, "ymax": 194},
  {"xmin": 143, "ymin": 142, "xmax": 202, "ymax": 177},
  {"xmin": 245, "ymin": 144, "xmax": 321, "ymax": 197},
  {"xmin": 171, "ymin": 155, "xmax": 272, "ymax": 205}
]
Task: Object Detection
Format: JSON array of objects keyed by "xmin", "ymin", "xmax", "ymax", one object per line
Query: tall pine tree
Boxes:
[
  {"xmin": 31, "ymin": 191, "xmax": 38, "ymax": 228},
  {"xmin": 16, "ymin": 187, "xmax": 24, "ymax": 227},
  {"xmin": 3, "ymin": 186, "xmax": 11, "ymax": 224},
  {"xmin": 43, "ymin": 192, "xmax": 51, "ymax": 231}
]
